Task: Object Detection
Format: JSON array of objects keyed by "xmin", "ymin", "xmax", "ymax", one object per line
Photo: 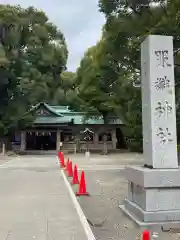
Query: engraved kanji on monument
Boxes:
[{"xmin": 141, "ymin": 35, "xmax": 178, "ymax": 168}]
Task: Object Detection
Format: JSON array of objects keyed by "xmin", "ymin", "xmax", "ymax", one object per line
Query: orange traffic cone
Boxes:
[
  {"xmin": 76, "ymin": 170, "xmax": 89, "ymax": 196},
  {"xmin": 72, "ymin": 164, "xmax": 79, "ymax": 184},
  {"xmin": 58, "ymin": 151, "xmax": 64, "ymax": 164},
  {"xmin": 142, "ymin": 230, "xmax": 150, "ymax": 240},
  {"xmin": 59, "ymin": 151, "xmax": 63, "ymax": 158},
  {"xmin": 60, "ymin": 153, "xmax": 65, "ymax": 168},
  {"xmin": 68, "ymin": 161, "xmax": 73, "ymax": 177}
]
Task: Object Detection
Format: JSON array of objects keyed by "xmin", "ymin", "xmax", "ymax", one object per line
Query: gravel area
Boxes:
[
  {"xmin": 66, "ymin": 169, "xmax": 180, "ymax": 240},
  {"xmin": 66, "ymin": 153, "xmax": 144, "ymax": 167},
  {"xmin": 60, "ymin": 153, "xmax": 180, "ymax": 240},
  {"xmin": 76, "ymin": 170, "xmax": 140, "ymax": 240}
]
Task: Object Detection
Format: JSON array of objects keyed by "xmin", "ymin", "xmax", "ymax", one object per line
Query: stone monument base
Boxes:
[{"xmin": 120, "ymin": 166, "xmax": 180, "ymax": 230}]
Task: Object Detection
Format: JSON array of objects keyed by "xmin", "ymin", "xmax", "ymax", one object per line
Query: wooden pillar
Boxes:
[
  {"xmin": 75, "ymin": 135, "xmax": 80, "ymax": 153},
  {"xmin": 94, "ymin": 132, "xmax": 99, "ymax": 143},
  {"xmin": 111, "ymin": 129, "xmax": 116, "ymax": 150},
  {"xmin": 20, "ymin": 131, "xmax": 26, "ymax": 152},
  {"xmin": 94, "ymin": 132, "xmax": 99, "ymax": 149},
  {"xmin": 56, "ymin": 129, "xmax": 61, "ymax": 151}
]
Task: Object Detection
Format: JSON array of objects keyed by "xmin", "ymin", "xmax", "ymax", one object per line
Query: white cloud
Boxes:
[{"xmin": 0, "ymin": 0, "xmax": 105, "ymax": 71}]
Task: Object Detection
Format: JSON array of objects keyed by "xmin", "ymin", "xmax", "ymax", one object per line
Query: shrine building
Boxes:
[{"xmin": 12, "ymin": 102, "xmax": 126, "ymax": 153}]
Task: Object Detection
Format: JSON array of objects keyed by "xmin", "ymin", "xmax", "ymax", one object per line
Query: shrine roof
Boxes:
[{"xmin": 31, "ymin": 102, "xmax": 124, "ymax": 125}]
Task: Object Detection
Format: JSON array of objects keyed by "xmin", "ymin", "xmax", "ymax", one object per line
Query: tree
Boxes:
[
  {"xmin": 58, "ymin": 71, "xmax": 76, "ymax": 105},
  {"xmin": 75, "ymin": 38, "xmax": 126, "ymax": 154},
  {"xmin": 0, "ymin": 4, "xmax": 68, "ymax": 151},
  {"xmin": 96, "ymin": 0, "xmax": 180, "ymax": 151},
  {"xmin": 76, "ymin": 39, "xmax": 122, "ymax": 122}
]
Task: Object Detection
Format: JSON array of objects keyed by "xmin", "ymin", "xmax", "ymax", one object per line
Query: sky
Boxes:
[{"xmin": 0, "ymin": 0, "xmax": 105, "ymax": 72}]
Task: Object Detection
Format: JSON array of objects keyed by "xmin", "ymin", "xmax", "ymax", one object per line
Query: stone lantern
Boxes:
[{"xmin": 83, "ymin": 128, "xmax": 94, "ymax": 156}]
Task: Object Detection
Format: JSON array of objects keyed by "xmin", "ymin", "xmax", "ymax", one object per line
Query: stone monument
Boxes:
[{"xmin": 120, "ymin": 35, "xmax": 180, "ymax": 228}]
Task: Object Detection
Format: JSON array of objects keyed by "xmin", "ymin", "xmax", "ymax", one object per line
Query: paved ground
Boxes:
[
  {"xmin": 65, "ymin": 153, "xmax": 144, "ymax": 170},
  {"xmin": 1, "ymin": 152, "xmax": 180, "ymax": 240},
  {"xmin": 0, "ymin": 155, "xmax": 87, "ymax": 240},
  {"xmin": 0, "ymin": 154, "xmax": 15, "ymax": 165},
  {"xmin": 64, "ymin": 153, "xmax": 180, "ymax": 240}
]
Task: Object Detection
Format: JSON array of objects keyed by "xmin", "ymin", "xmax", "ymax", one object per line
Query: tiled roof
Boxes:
[{"xmin": 32, "ymin": 103, "xmax": 124, "ymax": 125}]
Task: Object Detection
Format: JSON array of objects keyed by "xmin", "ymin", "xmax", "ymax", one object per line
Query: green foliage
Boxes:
[
  {"xmin": 92, "ymin": 0, "xmax": 180, "ymax": 151},
  {"xmin": 75, "ymin": 39, "xmax": 123, "ymax": 122},
  {"xmin": 73, "ymin": 0, "xmax": 180, "ymax": 151},
  {"xmin": 0, "ymin": 4, "xmax": 68, "ymax": 137},
  {"xmin": 3, "ymin": 1, "xmax": 180, "ymax": 154}
]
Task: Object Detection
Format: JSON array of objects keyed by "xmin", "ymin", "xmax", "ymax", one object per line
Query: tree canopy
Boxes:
[
  {"xmin": 76, "ymin": 39, "xmax": 122, "ymax": 120},
  {"xmin": 0, "ymin": 4, "xmax": 68, "ymax": 137},
  {"xmin": 74, "ymin": 0, "xmax": 180, "ymax": 151},
  {"xmin": 2, "ymin": 1, "xmax": 180, "ymax": 152}
]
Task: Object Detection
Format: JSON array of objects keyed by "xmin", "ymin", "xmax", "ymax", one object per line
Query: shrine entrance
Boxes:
[{"xmin": 26, "ymin": 131, "xmax": 57, "ymax": 150}]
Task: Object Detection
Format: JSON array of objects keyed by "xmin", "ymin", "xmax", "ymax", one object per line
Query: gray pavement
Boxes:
[
  {"xmin": 64, "ymin": 153, "xmax": 144, "ymax": 170},
  {"xmin": 64, "ymin": 153, "xmax": 180, "ymax": 240},
  {"xmin": 0, "ymin": 155, "xmax": 87, "ymax": 240}
]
